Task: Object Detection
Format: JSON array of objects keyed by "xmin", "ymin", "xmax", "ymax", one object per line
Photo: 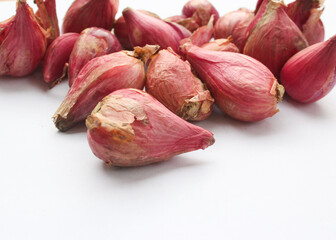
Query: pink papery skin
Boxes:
[
  {"xmin": 231, "ymin": 0, "xmax": 271, "ymax": 52},
  {"xmin": 229, "ymin": 11, "xmax": 255, "ymax": 52},
  {"xmin": 68, "ymin": 27, "xmax": 122, "ymax": 86},
  {"xmin": 35, "ymin": 0, "xmax": 60, "ymax": 45},
  {"xmin": 180, "ymin": 44, "xmax": 285, "ymax": 122},
  {"xmin": 62, "ymin": 0, "xmax": 118, "ymax": 34},
  {"xmin": 176, "ymin": 17, "xmax": 200, "ymax": 33},
  {"xmin": 182, "ymin": 0, "xmax": 219, "ymax": 28},
  {"xmin": 43, "ymin": 33, "xmax": 79, "ymax": 87},
  {"xmin": 244, "ymin": 0, "xmax": 308, "ymax": 78},
  {"xmin": 280, "ymin": 35, "xmax": 336, "ymax": 103},
  {"xmin": 286, "ymin": 0, "xmax": 325, "ymax": 45},
  {"xmin": 165, "ymin": 21, "xmax": 192, "ymax": 40},
  {"xmin": 201, "ymin": 38, "xmax": 239, "ymax": 53},
  {"xmin": 146, "ymin": 48, "xmax": 214, "ymax": 121},
  {"xmin": 52, "ymin": 46, "xmax": 157, "ymax": 132},
  {"xmin": 165, "ymin": 15, "xmax": 187, "ymax": 23},
  {"xmin": 0, "ymin": 0, "xmax": 47, "ymax": 77},
  {"xmin": 114, "ymin": 10, "xmax": 162, "ymax": 50},
  {"xmin": 86, "ymin": 88, "xmax": 215, "ymax": 167},
  {"xmin": 302, "ymin": 10, "xmax": 324, "ymax": 45},
  {"xmin": 214, "ymin": 8, "xmax": 253, "ymax": 40},
  {"xmin": 255, "ymin": 0, "xmax": 266, "ymax": 13},
  {"xmin": 165, "ymin": 15, "xmax": 199, "ymax": 35},
  {"xmin": 122, "ymin": 8, "xmax": 186, "ymax": 52},
  {"xmin": 231, "ymin": 0, "xmax": 270, "ymax": 52},
  {"xmin": 180, "ymin": 16, "xmax": 213, "ymax": 47}
]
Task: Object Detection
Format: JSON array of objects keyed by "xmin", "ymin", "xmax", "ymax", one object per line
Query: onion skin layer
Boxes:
[
  {"xmin": 146, "ymin": 48, "xmax": 214, "ymax": 121},
  {"xmin": 201, "ymin": 38, "xmax": 239, "ymax": 53},
  {"xmin": 35, "ymin": 0, "xmax": 60, "ymax": 45}
]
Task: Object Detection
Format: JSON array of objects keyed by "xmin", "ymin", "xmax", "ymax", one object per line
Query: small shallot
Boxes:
[
  {"xmin": 114, "ymin": 10, "xmax": 161, "ymax": 50},
  {"xmin": 62, "ymin": 0, "xmax": 119, "ymax": 33},
  {"xmin": 86, "ymin": 88, "xmax": 215, "ymax": 167},
  {"xmin": 0, "ymin": 0, "xmax": 47, "ymax": 77},
  {"xmin": 43, "ymin": 33, "xmax": 79, "ymax": 87},
  {"xmin": 122, "ymin": 8, "xmax": 189, "ymax": 52},
  {"xmin": 180, "ymin": 43, "xmax": 284, "ymax": 122},
  {"xmin": 280, "ymin": 35, "xmax": 336, "ymax": 103}
]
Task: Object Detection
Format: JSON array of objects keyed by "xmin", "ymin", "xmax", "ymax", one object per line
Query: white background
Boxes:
[{"xmin": 1, "ymin": 1, "xmax": 336, "ymax": 239}]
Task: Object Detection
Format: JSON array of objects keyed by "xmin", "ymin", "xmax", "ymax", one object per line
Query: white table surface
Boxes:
[{"xmin": 1, "ymin": 1, "xmax": 336, "ymax": 239}]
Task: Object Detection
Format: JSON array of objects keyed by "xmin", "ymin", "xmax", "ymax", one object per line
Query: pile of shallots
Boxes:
[{"xmin": 0, "ymin": 0, "xmax": 335, "ymax": 167}]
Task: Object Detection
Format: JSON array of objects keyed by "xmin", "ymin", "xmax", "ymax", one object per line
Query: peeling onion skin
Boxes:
[
  {"xmin": 180, "ymin": 16, "xmax": 214, "ymax": 47},
  {"xmin": 146, "ymin": 48, "xmax": 214, "ymax": 121},
  {"xmin": 122, "ymin": 8, "xmax": 187, "ymax": 52},
  {"xmin": 43, "ymin": 33, "xmax": 79, "ymax": 88},
  {"xmin": 35, "ymin": 0, "xmax": 60, "ymax": 45},
  {"xmin": 0, "ymin": 0, "xmax": 47, "ymax": 77},
  {"xmin": 175, "ymin": 17, "xmax": 200, "ymax": 33},
  {"xmin": 201, "ymin": 38, "xmax": 239, "ymax": 53},
  {"xmin": 53, "ymin": 45, "xmax": 159, "ymax": 132},
  {"xmin": 255, "ymin": 0, "xmax": 266, "ymax": 13},
  {"xmin": 86, "ymin": 89, "xmax": 215, "ymax": 167},
  {"xmin": 302, "ymin": 10, "xmax": 325, "ymax": 45},
  {"xmin": 244, "ymin": 0, "xmax": 309, "ymax": 78},
  {"xmin": 214, "ymin": 8, "xmax": 253, "ymax": 40},
  {"xmin": 165, "ymin": 15, "xmax": 187, "ymax": 23},
  {"xmin": 180, "ymin": 44, "xmax": 285, "ymax": 122},
  {"xmin": 164, "ymin": 16, "xmax": 195, "ymax": 38},
  {"xmin": 68, "ymin": 27, "xmax": 122, "ymax": 87},
  {"xmin": 232, "ymin": 0, "xmax": 271, "ymax": 52},
  {"xmin": 62, "ymin": 0, "xmax": 118, "ymax": 34},
  {"xmin": 182, "ymin": 0, "xmax": 219, "ymax": 29},
  {"xmin": 280, "ymin": 35, "xmax": 336, "ymax": 104},
  {"xmin": 286, "ymin": 0, "xmax": 325, "ymax": 45}
]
